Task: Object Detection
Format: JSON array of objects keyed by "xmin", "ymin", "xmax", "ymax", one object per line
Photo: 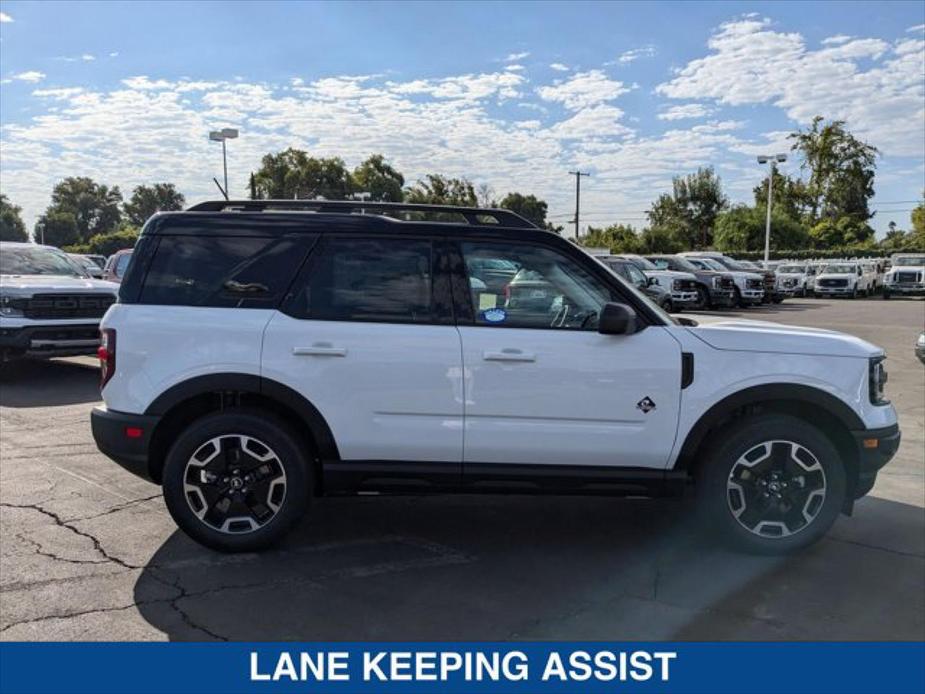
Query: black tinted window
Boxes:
[
  {"xmin": 291, "ymin": 237, "xmax": 433, "ymax": 323},
  {"xmin": 140, "ymin": 235, "xmax": 309, "ymax": 307}
]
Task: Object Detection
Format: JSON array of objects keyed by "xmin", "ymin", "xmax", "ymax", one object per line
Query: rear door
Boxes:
[
  {"xmin": 262, "ymin": 235, "xmax": 464, "ymax": 464},
  {"xmin": 455, "ymin": 240, "xmax": 683, "ymax": 469}
]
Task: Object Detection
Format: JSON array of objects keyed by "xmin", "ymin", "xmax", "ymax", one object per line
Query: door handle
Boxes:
[
  {"xmin": 292, "ymin": 343, "xmax": 347, "ymax": 357},
  {"xmin": 483, "ymin": 348, "xmax": 536, "ymax": 362}
]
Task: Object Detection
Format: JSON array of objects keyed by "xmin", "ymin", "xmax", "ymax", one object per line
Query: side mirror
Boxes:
[
  {"xmin": 647, "ymin": 276, "xmax": 656, "ymax": 286},
  {"xmin": 598, "ymin": 302, "xmax": 637, "ymax": 335}
]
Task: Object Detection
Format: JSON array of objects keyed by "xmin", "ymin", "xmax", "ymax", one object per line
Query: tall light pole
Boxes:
[
  {"xmin": 757, "ymin": 153, "xmax": 787, "ymax": 264},
  {"xmin": 568, "ymin": 170, "xmax": 590, "ymax": 241},
  {"xmin": 209, "ymin": 128, "xmax": 238, "ymax": 198}
]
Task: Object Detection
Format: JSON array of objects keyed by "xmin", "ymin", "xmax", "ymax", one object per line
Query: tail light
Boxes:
[{"xmin": 98, "ymin": 328, "xmax": 116, "ymax": 390}]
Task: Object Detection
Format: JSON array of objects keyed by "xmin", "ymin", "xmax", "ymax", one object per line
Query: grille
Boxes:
[
  {"xmin": 746, "ymin": 278, "xmax": 763, "ymax": 289},
  {"xmin": 782, "ymin": 278, "xmax": 798, "ymax": 288},
  {"xmin": 762, "ymin": 273, "xmax": 775, "ymax": 290},
  {"xmin": 819, "ymin": 279, "xmax": 847, "ymax": 288},
  {"xmin": 719, "ymin": 277, "xmax": 735, "ymax": 290},
  {"xmin": 677, "ymin": 279, "xmax": 698, "ymax": 291},
  {"xmin": 12, "ymin": 293, "xmax": 116, "ymax": 320},
  {"xmin": 895, "ymin": 271, "xmax": 921, "ymax": 283}
]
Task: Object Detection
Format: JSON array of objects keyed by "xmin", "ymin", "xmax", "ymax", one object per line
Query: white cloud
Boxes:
[
  {"xmin": 657, "ymin": 103, "xmax": 714, "ymax": 121},
  {"xmin": 505, "ymin": 64, "xmax": 525, "ymax": 72},
  {"xmin": 109, "ymin": 51, "xmax": 119, "ymax": 58},
  {"xmin": 656, "ymin": 17, "xmax": 925, "ymax": 156},
  {"xmin": 32, "ymin": 87, "xmax": 85, "ymax": 100},
  {"xmin": 908, "ymin": 24, "xmax": 925, "ymax": 33},
  {"xmin": 548, "ymin": 104, "xmax": 633, "ymax": 140},
  {"xmin": 81, "ymin": 54, "xmax": 96, "ymax": 61},
  {"xmin": 386, "ymin": 71, "xmax": 524, "ymax": 101},
  {"xmin": 616, "ymin": 45, "xmax": 656, "ymax": 64},
  {"xmin": 821, "ymin": 34, "xmax": 852, "ymax": 45},
  {"xmin": 504, "ymin": 51, "xmax": 530, "ymax": 61},
  {"xmin": 537, "ymin": 69, "xmax": 629, "ymax": 110},
  {"xmin": 549, "ymin": 63, "xmax": 569, "ymax": 72},
  {"xmin": 9, "ymin": 71, "xmax": 46, "ymax": 83},
  {"xmin": 0, "ymin": 11, "xmax": 13, "ymax": 22}
]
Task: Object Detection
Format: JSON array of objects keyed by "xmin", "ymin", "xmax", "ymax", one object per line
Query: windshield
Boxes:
[
  {"xmin": 652, "ymin": 256, "xmax": 699, "ymax": 272},
  {"xmin": 621, "ymin": 255, "xmax": 657, "ymax": 271},
  {"xmin": 823, "ymin": 264, "xmax": 857, "ymax": 274},
  {"xmin": 691, "ymin": 257, "xmax": 727, "ymax": 272},
  {"xmin": 0, "ymin": 246, "xmax": 86, "ymax": 277},
  {"xmin": 778, "ymin": 265, "xmax": 805, "ymax": 273},
  {"xmin": 712, "ymin": 256, "xmax": 749, "ymax": 271},
  {"xmin": 894, "ymin": 256, "xmax": 925, "ymax": 266}
]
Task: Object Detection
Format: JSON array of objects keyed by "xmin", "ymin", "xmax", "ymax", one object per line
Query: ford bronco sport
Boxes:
[{"xmin": 91, "ymin": 200, "xmax": 900, "ymax": 554}]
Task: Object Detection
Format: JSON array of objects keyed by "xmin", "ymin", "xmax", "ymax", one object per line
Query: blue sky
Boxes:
[{"xmin": 1, "ymin": 0, "xmax": 923, "ymax": 237}]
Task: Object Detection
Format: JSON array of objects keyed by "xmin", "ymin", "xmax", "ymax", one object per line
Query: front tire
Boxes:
[
  {"xmin": 695, "ymin": 414, "xmax": 846, "ymax": 554},
  {"xmin": 162, "ymin": 409, "xmax": 311, "ymax": 552}
]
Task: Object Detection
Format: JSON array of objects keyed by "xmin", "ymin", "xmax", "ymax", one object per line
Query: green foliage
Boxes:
[
  {"xmin": 789, "ymin": 116, "xmax": 878, "ymax": 224},
  {"xmin": 911, "ymin": 196, "xmax": 925, "ymax": 248},
  {"xmin": 351, "ymin": 154, "xmax": 405, "ymax": 202},
  {"xmin": 124, "ymin": 183, "xmax": 185, "ymax": 226},
  {"xmin": 714, "ymin": 205, "xmax": 810, "ymax": 252},
  {"xmin": 405, "ymin": 174, "xmax": 477, "ymax": 206},
  {"xmin": 639, "ymin": 226, "xmax": 683, "ymax": 254},
  {"xmin": 752, "ymin": 170, "xmax": 811, "ymax": 221},
  {"xmin": 646, "ymin": 167, "xmax": 727, "ymax": 249},
  {"xmin": 0, "ymin": 194, "xmax": 28, "ymax": 242},
  {"xmin": 251, "ymin": 148, "xmax": 353, "ymax": 200},
  {"xmin": 34, "ymin": 211, "xmax": 79, "ymax": 247},
  {"xmin": 498, "ymin": 192, "xmax": 549, "ymax": 228},
  {"xmin": 64, "ymin": 228, "xmax": 139, "ymax": 256},
  {"xmin": 582, "ymin": 224, "xmax": 640, "ymax": 253},
  {"xmin": 40, "ymin": 177, "xmax": 123, "ymax": 243},
  {"xmin": 809, "ymin": 217, "xmax": 875, "ymax": 249}
]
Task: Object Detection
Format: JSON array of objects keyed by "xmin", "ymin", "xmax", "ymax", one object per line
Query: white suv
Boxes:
[{"xmin": 91, "ymin": 200, "xmax": 900, "ymax": 554}]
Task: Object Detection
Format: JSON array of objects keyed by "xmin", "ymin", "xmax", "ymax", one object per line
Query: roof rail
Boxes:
[{"xmin": 186, "ymin": 199, "xmax": 538, "ymax": 229}]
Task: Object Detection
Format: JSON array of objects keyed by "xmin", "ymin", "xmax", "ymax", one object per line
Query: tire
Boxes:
[
  {"xmin": 695, "ymin": 414, "xmax": 846, "ymax": 555},
  {"xmin": 694, "ymin": 286, "xmax": 710, "ymax": 310},
  {"xmin": 851, "ymin": 287, "xmax": 858, "ymax": 299},
  {"xmin": 659, "ymin": 297, "xmax": 673, "ymax": 312},
  {"xmin": 883, "ymin": 290, "xmax": 891, "ymax": 300},
  {"xmin": 162, "ymin": 408, "xmax": 311, "ymax": 552}
]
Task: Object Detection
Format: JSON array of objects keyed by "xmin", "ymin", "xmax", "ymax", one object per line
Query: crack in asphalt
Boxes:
[
  {"xmin": 827, "ymin": 535, "xmax": 925, "ymax": 559},
  {"xmin": 65, "ymin": 494, "xmax": 163, "ymax": 523}
]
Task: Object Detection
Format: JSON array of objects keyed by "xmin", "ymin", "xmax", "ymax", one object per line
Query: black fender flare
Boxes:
[
  {"xmin": 674, "ymin": 383, "xmax": 865, "ymax": 470},
  {"xmin": 145, "ymin": 373, "xmax": 340, "ymax": 461}
]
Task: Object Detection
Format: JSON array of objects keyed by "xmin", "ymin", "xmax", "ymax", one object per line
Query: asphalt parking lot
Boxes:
[{"xmin": 1, "ymin": 298, "xmax": 923, "ymax": 641}]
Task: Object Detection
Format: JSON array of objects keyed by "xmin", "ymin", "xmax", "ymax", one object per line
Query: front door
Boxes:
[{"xmin": 457, "ymin": 240, "xmax": 683, "ymax": 469}]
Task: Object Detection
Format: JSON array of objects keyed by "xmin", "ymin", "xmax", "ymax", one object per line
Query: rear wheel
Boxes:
[
  {"xmin": 696, "ymin": 414, "xmax": 846, "ymax": 554},
  {"xmin": 659, "ymin": 297, "xmax": 673, "ymax": 312},
  {"xmin": 162, "ymin": 409, "xmax": 311, "ymax": 552}
]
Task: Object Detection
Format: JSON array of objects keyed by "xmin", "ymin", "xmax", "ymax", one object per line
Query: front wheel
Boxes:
[
  {"xmin": 882, "ymin": 290, "xmax": 891, "ymax": 300},
  {"xmin": 162, "ymin": 409, "xmax": 311, "ymax": 552},
  {"xmin": 695, "ymin": 414, "xmax": 846, "ymax": 554}
]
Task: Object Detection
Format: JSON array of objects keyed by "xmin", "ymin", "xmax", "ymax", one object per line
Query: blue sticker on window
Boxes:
[{"xmin": 481, "ymin": 307, "xmax": 507, "ymax": 323}]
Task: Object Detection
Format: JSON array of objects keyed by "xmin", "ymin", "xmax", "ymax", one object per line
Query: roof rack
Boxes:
[{"xmin": 186, "ymin": 199, "xmax": 538, "ymax": 229}]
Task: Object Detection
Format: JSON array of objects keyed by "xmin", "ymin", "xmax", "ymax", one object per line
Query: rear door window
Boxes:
[{"xmin": 139, "ymin": 235, "xmax": 312, "ymax": 307}]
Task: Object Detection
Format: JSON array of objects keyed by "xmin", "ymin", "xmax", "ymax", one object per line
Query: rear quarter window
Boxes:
[{"xmin": 138, "ymin": 234, "xmax": 312, "ymax": 307}]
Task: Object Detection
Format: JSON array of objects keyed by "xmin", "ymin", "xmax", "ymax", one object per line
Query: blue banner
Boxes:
[{"xmin": 1, "ymin": 642, "xmax": 923, "ymax": 694}]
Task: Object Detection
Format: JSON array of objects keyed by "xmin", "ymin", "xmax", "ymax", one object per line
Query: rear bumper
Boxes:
[
  {"xmin": 851, "ymin": 423, "xmax": 901, "ymax": 499},
  {"xmin": 0, "ymin": 322, "xmax": 101, "ymax": 359},
  {"xmin": 90, "ymin": 406, "xmax": 160, "ymax": 483}
]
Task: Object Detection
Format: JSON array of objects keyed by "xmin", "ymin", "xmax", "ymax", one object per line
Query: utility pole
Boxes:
[
  {"xmin": 568, "ymin": 170, "xmax": 590, "ymax": 241},
  {"xmin": 756, "ymin": 153, "xmax": 787, "ymax": 264}
]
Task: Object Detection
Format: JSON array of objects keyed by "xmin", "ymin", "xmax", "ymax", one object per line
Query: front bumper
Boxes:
[
  {"xmin": 0, "ymin": 322, "xmax": 101, "ymax": 359},
  {"xmin": 707, "ymin": 289, "xmax": 736, "ymax": 307},
  {"xmin": 816, "ymin": 285, "xmax": 855, "ymax": 295},
  {"xmin": 91, "ymin": 406, "xmax": 160, "ymax": 483},
  {"xmin": 739, "ymin": 288, "xmax": 764, "ymax": 304},
  {"xmin": 671, "ymin": 290, "xmax": 700, "ymax": 306},
  {"xmin": 850, "ymin": 423, "xmax": 901, "ymax": 500},
  {"xmin": 885, "ymin": 283, "xmax": 925, "ymax": 295}
]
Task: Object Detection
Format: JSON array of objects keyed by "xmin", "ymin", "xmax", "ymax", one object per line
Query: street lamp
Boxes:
[
  {"xmin": 209, "ymin": 128, "xmax": 238, "ymax": 198},
  {"xmin": 756, "ymin": 153, "xmax": 787, "ymax": 264}
]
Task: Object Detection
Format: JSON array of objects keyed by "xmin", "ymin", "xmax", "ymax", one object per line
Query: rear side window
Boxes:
[
  {"xmin": 139, "ymin": 235, "xmax": 310, "ymax": 307},
  {"xmin": 288, "ymin": 237, "xmax": 433, "ymax": 323}
]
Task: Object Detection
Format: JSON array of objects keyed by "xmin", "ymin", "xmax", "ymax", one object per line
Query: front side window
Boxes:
[
  {"xmin": 290, "ymin": 237, "xmax": 433, "ymax": 323},
  {"xmin": 115, "ymin": 253, "xmax": 132, "ymax": 278},
  {"xmin": 461, "ymin": 241, "xmax": 620, "ymax": 330}
]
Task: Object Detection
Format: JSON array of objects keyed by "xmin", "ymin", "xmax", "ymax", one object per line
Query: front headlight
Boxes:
[
  {"xmin": 671, "ymin": 279, "xmax": 681, "ymax": 291},
  {"xmin": 0, "ymin": 295, "xmax": 24, "ymax": 317},
  {"xmin": 916, "ymin": 333, "xmax": 925, "ymax": 349},
  {"xmin": 869, "ymin": 357, "xmax": 889, "ymax": 405},
  {"xmin": 712, "ymin": 276, "xmax": 722, "ymax": 289}
]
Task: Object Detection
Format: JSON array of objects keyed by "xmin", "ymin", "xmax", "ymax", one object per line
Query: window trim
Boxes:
[
  {"xmin": 449, "ymin": 238, "xmax": 655, "ymax": 332},
  {"xmin": 279, "ymin": 233, "xmax": 456, "ymax": 326}
]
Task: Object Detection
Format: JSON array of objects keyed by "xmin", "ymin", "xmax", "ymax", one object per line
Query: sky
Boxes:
[{"xmin": 0, "ymin": 0, "xmax": 923, "ymax": 239}]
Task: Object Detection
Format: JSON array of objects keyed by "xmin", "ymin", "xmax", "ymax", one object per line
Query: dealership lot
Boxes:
[{"xmin": 0, "ymin": 298, "xmax": 922, "ymax": 641}]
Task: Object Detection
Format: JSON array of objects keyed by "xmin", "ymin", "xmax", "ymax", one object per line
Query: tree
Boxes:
[
  {"xmin": 124, "ymin": 183, "xmax": 185, "ymax": 226},
  {"xmin": 405, "ymin": 174, "xmax": 477, "ymax": 206},
  {"xmin": 351, "ymin": 154, "xmax": 405, "ymax": 202},
  {"xmin": 911, "ymin": 194, "xmax": 925, "ymax": 246},
  {"xmin": 714, "ymin": 205, "xmax": 810, "ymax": 252},
  {"xmin": 475, "ymin": 183, "xmax": 496, "ymax": 208},
  {"xmin": 789, "ymin": 116, "xmax": 878, "ymax": 224},
  {"xmin": 753, "ymin": 170, "xmax": 811, "ymax": 222},
  {"xmin": 251, "ymin": 148, "xmax": 353, "ymax": 200},
  {"xmin": 498, "ymin": 192, "xmax": 549, "ymax": 228},
  {"xmin": 646, "ymin": 167, "xmax": 727, "ymax": 249},
  {"xmin": 582, "ymin": 224, "xmax": 640, "ymax": 253},
  {"xmin": 808, "ymin": 216, "xmax": 875, "ymax": 249},
  {"xmin": 0, "ymin": 194, "xmax": 28, "ymax": 242},
  {"xmin": 639, "ymin": 226, "xmax": 683, "ymax": 253},
  {"xmin": 34, "ymin": 211, "xmax": 79, "ymax": 247},
  {"xmin": 42, "ymin": 177, "xmax": 122, "ymax": 242},
  {"xmin": 65, "ymin": 228, "xmax": 140, "ymax": 256}
]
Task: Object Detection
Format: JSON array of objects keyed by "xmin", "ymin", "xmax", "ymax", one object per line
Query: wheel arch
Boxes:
[
  {"xmin": 675, "ymin": 383, "xmax": 863, "ymax": 495},
  {"xmin": 144, "ymin": 373, "xmax": 339, "ymax": 486}
]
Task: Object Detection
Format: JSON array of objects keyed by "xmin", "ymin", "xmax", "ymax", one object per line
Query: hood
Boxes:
[
  {"xmin": 816, "ymin": 272, "xmax": 856, "ymax": 281},
  {"xmin": 686, "ymin": 316, "xmax": 882, "ymax": 358},
  {"xmin": 645, "ymin": 270, "xmax": 697, "ymax": 282},
  {"xmin": 0, "ymin": 274, "xmax": 120, "ymax": 295},
  {"xmin": 887, "ymin": 264, "xmax": 925, "ymax": 274},
  {"xmin": 777, "ymin": 271, "xmax": 805, "ymax": 277},
  {"xmin": 726, "ymin": 270, "xmax": 764, "ymax": 281}
]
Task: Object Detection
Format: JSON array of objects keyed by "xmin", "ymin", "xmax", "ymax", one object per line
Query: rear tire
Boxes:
[
  {"xmin": 695, "ymin": 414, "xmax": 846, "ymax": 555},
  {"xmin": 162, "ymin": 408, "xmax": 311, "ymax": 552}
]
